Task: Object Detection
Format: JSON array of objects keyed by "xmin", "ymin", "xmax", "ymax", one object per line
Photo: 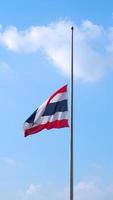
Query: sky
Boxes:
[{"xmin": 0, "ymin": 0, "xmax": 113, "ymax": 199}]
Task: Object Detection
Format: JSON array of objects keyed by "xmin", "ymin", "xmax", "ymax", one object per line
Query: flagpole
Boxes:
[{"xmin": 70, "ymin": 26, "xmax": 74, "ymax": 200}]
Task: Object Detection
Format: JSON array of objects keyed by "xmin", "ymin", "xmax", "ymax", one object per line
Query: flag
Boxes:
[{"xmin": 24, "ymin": 85, "xmax": 69, "ymax": 137}]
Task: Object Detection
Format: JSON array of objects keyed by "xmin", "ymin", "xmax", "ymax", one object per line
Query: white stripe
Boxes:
[
  {"xmin": 50, "ymin": 92, "xmax": 67, "ymax": 103},
  {"xmin": 23, "ymin": 99, "xmax": 48, "ymax": 130},
  {"xmin": 34, "ymin": 111, "xmax": 68, "ymax": 126},
  {"xmin": 24, "ymin": 99, "xmax": 48, "ymax": 130},
  {"xmin": 34, "ymin": 99, "xmax": 48, "ymax": 123},
  {"xmin": 24, "ymin": 91, "xmax": 68, "ymax": 131},
  {"xmin": 34, "ymin": 92, "xmax": 67, "ymax": 123},
  {"xmin": 24, "ymin": 122, "xmax": 32, "ymax": 130}
]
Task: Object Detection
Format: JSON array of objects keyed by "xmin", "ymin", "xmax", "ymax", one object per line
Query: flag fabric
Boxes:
[{"xmin": 24, "ymin": 85, "xmax": 69, "ymax": 137}]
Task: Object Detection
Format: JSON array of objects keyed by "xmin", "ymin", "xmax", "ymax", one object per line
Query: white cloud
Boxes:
[
  {"xmin": 25, "ymin": 184, "xmax": 41, "ymax": 195},
  {"xmin": 21, "ymin": 179, "xmax": 113, "ymax": 200},
  {"xmin": 0, "ymin": 20, "xmax": 113, "ymax": 82},
  {"xmin": 22, "ymin": 183, "xmax": 67, "ymax": 200},
  {"xmin": 0, "ymin": 61, "xmax": 14, "ymax": 80},
  {"xmin": 106, "ymin": 27, "xmax": 113, "ymax": 52},
  {"xmin": 76, "ymin": 180, "xmax": 104, "ymax": 200},
  {"xmin": 80, "ymin": 20, "xmax": 103, "ymax": 39},
  {"xmin": 0, "ymin": 24, "xmax": 2, "ymax": 30},
  {"xmin": 0, "ymin": 61, "xmax": 11, "ymax": 71},
  {"xmin": 3, "ymin": 157, "xmax": 22, "ymax": 168}
]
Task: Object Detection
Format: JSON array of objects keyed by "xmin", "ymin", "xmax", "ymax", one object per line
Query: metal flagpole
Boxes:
[{"xmin": 70, "ymin": 26, "xmax": 74, "ymax": 200}]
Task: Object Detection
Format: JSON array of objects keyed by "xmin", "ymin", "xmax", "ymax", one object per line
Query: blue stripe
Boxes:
[
  {"xmin": 25, "ymin": 109, "xmax": 37, "ymax": 123},
  {"xmin": 42, "ymin": 100, "xmax": 68, "ymax": 116}
]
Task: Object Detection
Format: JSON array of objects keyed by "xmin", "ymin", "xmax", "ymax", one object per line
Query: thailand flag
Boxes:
[{"xmin": 24, "ymin": 85, "xmax": 69, "ymax": 137}]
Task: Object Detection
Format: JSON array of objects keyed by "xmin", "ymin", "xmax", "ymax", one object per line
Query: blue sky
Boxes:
[{"xmin": 0, "ymin": 0, "xmax": 113, "ymax": 199}]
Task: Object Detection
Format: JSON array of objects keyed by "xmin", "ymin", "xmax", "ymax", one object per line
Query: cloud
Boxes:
[
  {"xmin": 0, "ymin": 61, "xmax": 11, "ymax": 71},
  {"xmin": 22, "ymin": 183, "xmax": 67, "ymax": 200},
  {"xmin": 21, "ymin": 179, "xmax": 113, "ymax": 200},
  {"xmin": 0, "ymin": 24, "xmax": 2, "ymax": 30},
  {"xmin": 22, "ymin": 179, "xmax": 113, "ymax": 200},
  {"xmin": 0, "ymin": 61, "xmax": 14, "ymax": 80},
  {"xmin": 0, "ymin": 20, "xmax": 113, "ymax": 82},
  {"xmin": 76, "ymin": 180, "xmax": 104, "ymax": 200},
  {"xmin": 25, "ymin": 184, "xmax": 41, "ymax": 195},
  {"xmin": 3, "ymin": 157, "xmax": 22, "ymax": 168}
]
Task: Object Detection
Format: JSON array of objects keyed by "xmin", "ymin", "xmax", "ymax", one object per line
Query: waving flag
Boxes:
[{"xmin": 24, "ymin": 85, "xmax": 69, "ymax": 137}]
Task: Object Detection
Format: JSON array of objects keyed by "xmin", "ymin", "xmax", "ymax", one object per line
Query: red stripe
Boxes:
[
  {"xmin": 24, "ymin": 119, "xmax": 69, "ymax": 137},
  {"xmin": 47, "ymin": 85, "xmax": 67, "ymax": 106}
]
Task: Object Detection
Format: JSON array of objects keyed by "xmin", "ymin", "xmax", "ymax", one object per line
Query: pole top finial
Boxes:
[{"xmin": 71, "ymin": 26, "xmax": 74, "ymax": 30}]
